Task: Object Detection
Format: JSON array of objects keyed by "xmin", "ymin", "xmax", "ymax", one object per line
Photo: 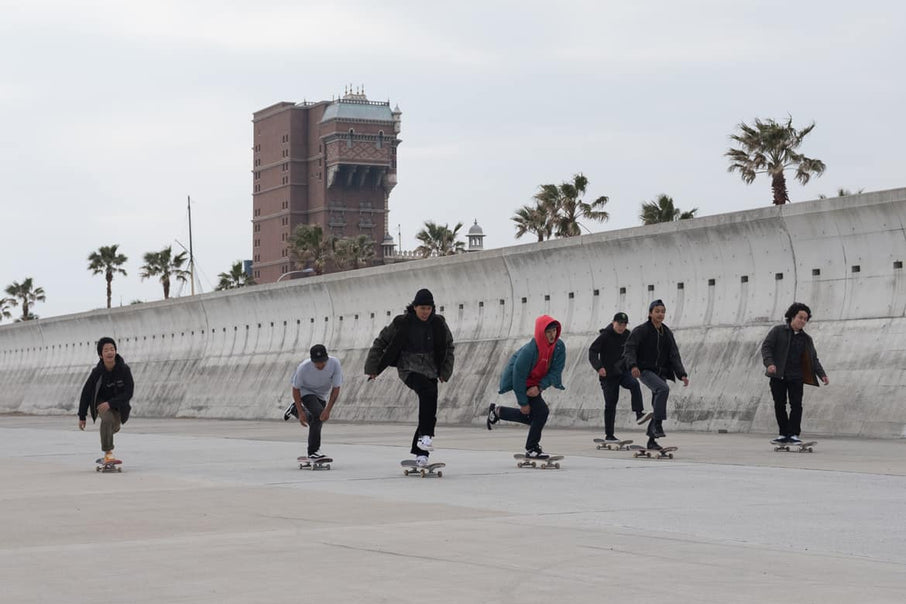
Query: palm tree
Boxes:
[
  {"xmin": 414, "ymin": 221, "xmax": 465, "ymax": 258},
  {"xmin": 333, "ymin": 235, "xmax": 376, "ymax": 270},
  {"xmin": 216, "ymin": 261, "xmax": 256, "ymax": 290},
  {"xmin": 0, "ymin": 297, "xmax": 12, "ymax": 322},
  {"xmin": 87, "ymin": 244, "xmax": 128, "ymax": 309},
  {"xmin": 289, "ymin": 224, "xmax": 334, "ymax": 275},
  {"xmin": 512, "ymin": 202, "xmax": 553, "ymax": 242},
  {"xmin": 519, "ymin": 174, "xmax": 609, "ymax": 239},
  {"xmin": 726, "ymin": 116, "xmax": 826, "ymax": 205},
  {"xmin": 640, "ymin": 194, "xmax": 698, "ymax": 225},
  {"xmin": 139, "ymin": 246, "xmax": 190, "ymax": 299},
  {"xmin": 5, "ymin": 277, "xmax": 46, "ymax": 321}
]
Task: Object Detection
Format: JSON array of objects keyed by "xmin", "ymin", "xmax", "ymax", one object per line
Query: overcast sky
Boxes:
[{"xmin": 1, "ymin": 0, "xmax": 903, "ymax": 320}]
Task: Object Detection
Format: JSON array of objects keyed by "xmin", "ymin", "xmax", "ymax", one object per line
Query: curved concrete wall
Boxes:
[{"xmin": 2, "ymin": 189, "xmax": 905, "ymax": 437}]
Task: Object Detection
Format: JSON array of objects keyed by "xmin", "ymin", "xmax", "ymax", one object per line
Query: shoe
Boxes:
[
  {"xmin": 653, "ymin": 421, "xmax": 666, "ymax": 438},
  {"xmin": 308, "ymin": 451, "xmax": 327, "ymax": 461},
  {"xmin": 788, "ymin": 435, "xmax": 802, "ymax": 444},
  {"xmin": 636, "ymin": 411, "xmax": 653, "ymax": 425},
  {"xmin": 604, "ymin": 435, "xmax": 621, "ymax": 443},
  {"xmin": 415, "ymin": 455, "xmax": 429, "ymax": 468},
  {"xmin": 283, "ymin": 403, "xmax": 298, "ymax": 421},
  {"xmin": 417, "ymin": 435, "xmax": 434, "ymax": 452},
  {"xmin": 646, "ymin": 438, "xmax": 663, "ymax": 451},
  {"xmin": 486, "ymin": 404, "xmax": 499, "ymax": 430},
  {"xmin": 771, "ymin": 436, "xmax": 786, "ymax": 444},
  {"xmin": 524, "ymin": 447, "xmax": 550, "ymax": 460},
  {"xmin": 103, "ymin": 451, "xmax": 116, "ymax": 463}
]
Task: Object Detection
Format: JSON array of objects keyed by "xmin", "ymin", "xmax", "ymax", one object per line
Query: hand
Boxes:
[
  {"xmin": 682, "ymin": 376, "xmax": 689, "ymax": 387},
  {"xmin": 97, "ymin": 402, "xmax": 110, "ymax": 413},
  {"xmin": 367, "ymin": 374, "xmax": 377, "ymax": 381},
  {"xmin": 78, "ymin": 420, "xmax": 86, "ymax": 431},
  {"xmin": 299, "ymin": 415, "xmax": 308, "ymax": 428},
  {"xmin": 526, "ymin": 386, "xmax": 540, "ymax": 397},
  {"xmin": 438, "ymin": 377, "xmax": 446, "ymax": 383},
  {"xmin": 598, "ymin": 368, "xmax": 607, "ymax": 378},
  {"xmin": 631, "ymin": 367, "xmax": 640, "ymax": 379},
  {"xmin": 320, "ymin": 409, "xmax": 331, "ymax": 422},
  {"xmin": 519, "ymin": 404, "xmax": 531, "ymax": 415},
  {"xmin": 767, "ymin": 364, "xmax": 776, "ymax": 375},
  {"xmin": 821, "ymin": 376, "xmax": 829, "ymax": 385}
]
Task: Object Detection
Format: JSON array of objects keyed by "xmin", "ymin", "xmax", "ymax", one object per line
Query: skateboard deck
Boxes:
[
  {"xmin": 401, "ymin": 459, "xmax": 445, "ymax": 478},
  {"xmin": 633, "ymin": 446, "xmax": 678, "ymax": 459},
  {"xmin": 95, "ymin": 458, "xmax": 123, "ymax": 473},
  {"xmin": 594, "ymin": 438, "xmax": 634, "ymax": 451},
  {"xmin": 297, "ymin": 456, "xmax": 333, "ymax": 470},
  {"xmin": 772, "ymin": 440, "xmax": 817, "ymax": 453},
  {"xmin": 513, "ymin": 454, "xmax": 563, "ymax": 469}
]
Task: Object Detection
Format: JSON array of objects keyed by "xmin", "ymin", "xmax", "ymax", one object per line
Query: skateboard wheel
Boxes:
[
  {"xmin": 807, "ymin": 447, "xmax": 813, "ymax": 453},
  {"xmin": 96, "ymin": 467, "xmax": 100, "ymax": 472},
  {"xmin": 554, "ymin": 463, "xmax": 560, "ymax": 469},
  {"xmin": 420, "ymin": 470, "xmax": 427, "ymax": 478},
  {"xmin": 324, "ymin": 464, "xmax": 330, "ymax": 470},
  {"xmin": 667, "ymin": 453, "xmax": 674, "ymax": 459},
  {"xmin": 531, "ymin": 462, "xmax": 537, "ymax": 468},
  {"xmin": 436, "ymin": 471, "xmax": 443, "ymax": 478}
]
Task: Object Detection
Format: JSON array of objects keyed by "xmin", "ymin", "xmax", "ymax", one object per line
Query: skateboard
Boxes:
[
  {"xmin": 298, "ymin": 456, "xmax": 333, "ymax": 470},
  {"xmin": 513, "ymin": 454, "xmax": 563, "ymax": 469},
  {"xmin": 772, "ymin": 440, "xmax": 817, "ymax": 453},
  {"xmin": 594, "ymin": 438, "xmax": 634, "ymax": 451},
  {"xmin": 401, "ymin": 459, "xmax": 445, "ymax": 478},
  {"xmin": 633, "ymin": 446, "xmax": 678, "ymax": 459},
  {"xmin": 95, "ymin": 458, "xmax": 123, "ymax": 473}
]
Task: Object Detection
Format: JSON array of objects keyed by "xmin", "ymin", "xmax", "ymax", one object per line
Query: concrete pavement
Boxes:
[{"xmin": 1, "ymin": 415, "xmax": 905, "ymax": 603}]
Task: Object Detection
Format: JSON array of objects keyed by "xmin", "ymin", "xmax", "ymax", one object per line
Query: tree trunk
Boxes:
[
  {"xmin": 106, "ymin": 275, "xmax": 112, "ymax": 309},
  {"xmin": 772, "ymin": 172, "xmax": 789, "ymax": 205}
]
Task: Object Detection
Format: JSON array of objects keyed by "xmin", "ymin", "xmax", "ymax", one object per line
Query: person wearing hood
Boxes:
[
  {"xmin": 487, "ymin": 315, "xmax": 566, "ymax": 459},
  {"xmin": 761, "ymin": 302, "xmax": 829, "ymax": 445},
  {"xmin": 365, "ymin": 288, "xmax": 455, "ymax": 467},
  {"xmin": 78, "ymin": 337, "xmax": 134, "ymax": 463},
  {"xmin": 588, "ymin": 312, "xmax": 649, "ymax": 443},
  {"xmin": 622, "ymin": 300, "xmax": 689, "ymax": 451}
]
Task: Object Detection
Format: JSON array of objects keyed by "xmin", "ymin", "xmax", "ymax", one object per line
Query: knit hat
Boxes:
[
  {"xmin": 412, "ymin": 288, "xmax": 435, "ymax": 307},
  {"xmin": 613, "ymin": 312, "xmax": 629, "ymax": 324},
  {"xmin": 648, "ymin": 299, "xmax": 665, "ymax": 312}
]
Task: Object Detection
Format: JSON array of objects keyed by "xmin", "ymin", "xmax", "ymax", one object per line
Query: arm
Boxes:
[
  {"xmin": 291, "ymin": 387, "xmax": 308, "ymax": 427},
  {"xmin": 439, "ymin": 320, "xmax": 455, "ymax": 382},
  {"xmin": 588, "ymin": 334, "xmax": 605, "ymax": 375},
  {"xmin": 810, "ymin": 339, "xmax": 829, "ymax": 385},
  {"xmin": 540, "ymin": 341, "xmax": 567, "ymax": 391},
  {"xmin": 364, "ymin": 321, "xmax": 396, "ymax": 377},
  {"xmin": 511, "ymin": 344, "xmax": 534, "ymax": 407},
  {"xmin": 321, "ymin": 386, "xmax": 341, "ymax": 420},
  {"xmin": 623, "ymin": 327, "xmax": 641, "ymax": 376},
  {"xmin": 761, "ymin": 326, "xmax": 779, "ymax": 373}
]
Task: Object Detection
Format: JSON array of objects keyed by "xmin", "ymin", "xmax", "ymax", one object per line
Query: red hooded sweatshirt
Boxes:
[{"xmin": 526, "ymin": 315, "xmax": 561, "ymax": 387}]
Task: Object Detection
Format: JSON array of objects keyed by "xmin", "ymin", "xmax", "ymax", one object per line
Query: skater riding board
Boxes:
[
  {"xmin": 593, "ymin": 439, "xmax": 634, "ymax": 450},
  {"xmin": 772, "ymin": 440, "xmax": 817, "ymax": 453},
  {"xmin": 633, "ymin": 446, "xmax": 678, "ymax": 459},
  {"xmin": 95, "ymin": 458, "xmax": 123, "ymax": 473},
  {"xmin": 513, "ymin": 454, "xmax": 564, "ymax": 469},
  {"xmin": 401, "ymin": 459, "xmax": 445, "ymax": 477},
  {"xmin": 298, "ymin": 456, "xmax": 333, "ymax": 470}
]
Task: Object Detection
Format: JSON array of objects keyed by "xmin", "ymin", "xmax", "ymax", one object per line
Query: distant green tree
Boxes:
[
  {"xmin": 87, "ymin": 244, "xmax": 128, "ymax": 309},
  {"xmin": 5, "ymin": 277, "xmax": 45, "ymax": 321},
  {"xmin": 216, "ymin": 261, "xmax": 256, "ymax": 290},
  {"xmin": 521, "ymin": 173, "xmax": 609, "ymax": 238},
  {"xmin": 512, "ymin": 202, "xmax": 553, "ymax": 242},
  {"xmin": 726, "ymin": 116, "xmax": 826, "ymax": 205},
  {"xmin": 640, "ymin": 194, "xmax": 698, "ymax": 225},
  {"xmin": 333, "ymin": 235, "xmax": 376, "ymax": 270},
  {"xmin": 415, "ymin": 221, "xmax": 465, "ymax": 258},
  {"xmin": 0, "ymin": 297, "xmax": 13, "ymax": 321},
  {"xmin": 289, "ymin": 224, "xmax": 334, "ymax": 275},
  {"xmin": 140, "ymin": 246, "xmax": 189, "ymax": 299}
]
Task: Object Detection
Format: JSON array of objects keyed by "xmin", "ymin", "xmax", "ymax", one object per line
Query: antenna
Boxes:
[{"xmin": 187, "ymin": 195, "xmax": 195, "ymax": 296}]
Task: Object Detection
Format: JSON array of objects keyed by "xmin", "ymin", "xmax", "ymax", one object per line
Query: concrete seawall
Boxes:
[{"xmin": 2, "ymin": 189, "xmax": 905, "ymax": 437}]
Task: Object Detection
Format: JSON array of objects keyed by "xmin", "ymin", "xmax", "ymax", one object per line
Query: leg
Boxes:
[
  {"xmin": 620, "ymin": 372, "xmax": 644, "ymax": 415},
  {"xmin": 405, "ymin": 373, "xmax": 438, "ymax": 457},
  {"xmin": 770, "ymin": 378, "xmax": 791, "ymax": 436},
  {"xmin": 523, "ymin": 395, "xmax": 550, "ymax": 451},
  {"xmin": 300, "ymin": 394, "xmax": 325, "ymax": 456},
  {"xmin": 787, "ymin": 380, "xmax": 805, "ymax": 436},
  {"xmin": 601, "ymin": 378, "xmax": 619, "ymax": 437},
  {"xmin": 639, "ymin": 371, "xmax": 669, "ymax": 422},
  {"xmin": 98, "ymin": 407, "xmax": 121, "ymax": 454}
]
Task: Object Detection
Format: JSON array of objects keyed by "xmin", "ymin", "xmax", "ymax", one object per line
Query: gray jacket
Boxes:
[{"xmin": 761, "ymin": 324, "xmax": 826, "ymax": 386}]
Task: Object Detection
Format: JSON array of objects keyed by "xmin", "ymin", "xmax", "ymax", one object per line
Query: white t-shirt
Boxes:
[{"xmin": 290, "ymin": 357, "xmax": 343, "ymax": 400}]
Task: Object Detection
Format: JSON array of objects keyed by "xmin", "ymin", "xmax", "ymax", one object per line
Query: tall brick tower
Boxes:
[{"xmin": 251, "ymin": 88, "xmax": 401, "ymax": 283}]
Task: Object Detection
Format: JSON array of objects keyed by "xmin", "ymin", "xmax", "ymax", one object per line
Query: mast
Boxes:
[{"xmin": 187, "ymin": 195, "xmax": 195, "ymax": 296}]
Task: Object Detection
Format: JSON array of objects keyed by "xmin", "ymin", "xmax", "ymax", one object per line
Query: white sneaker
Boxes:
[
  {"xmin": 415, "ymin": 455, "xmax": 429, "ymax": 468},
  {"xmin": 417, "ymin": 435, "xmax": 434, "ymax": 451},
  {"xmin": 788, "ymin": 435, "xmax": 802, "ymax": 444}
]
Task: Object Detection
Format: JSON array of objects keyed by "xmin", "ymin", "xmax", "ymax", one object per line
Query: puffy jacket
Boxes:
[
  {"xmin": 498, "ymin": 315, "xmax": 566, "ymax": 406},
  {"xmin": 78, "ymin": 354, "xmax": 134, "ymax": 423}
]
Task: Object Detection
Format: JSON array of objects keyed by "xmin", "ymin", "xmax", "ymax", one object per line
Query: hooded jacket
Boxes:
[
  {"xmin": 622, "ymin": 319, "xmax": 687, "ymax": 382},
  {"xmin": 364, "ymin": 306, "xmax": 455, "ymax": 381},
  {"xmin": 498, "ymin": 315, "xmax": 566, "ymax": 406},
  {"xmin": 78, "ymin": 354, "xmax": 134, "ymax": 423},
  {"xmin": 761, "ymin": 323, "xmax": 826, "ymax": 386},
  {"xmin": 588, "ymin": 323, "xmax": 629, "ymax": 379}
]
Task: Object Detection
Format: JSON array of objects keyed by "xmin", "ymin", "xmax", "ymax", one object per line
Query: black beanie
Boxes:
[{"xmin": 412, "ymin": 288, "xmax": 435, "ymax": 307}]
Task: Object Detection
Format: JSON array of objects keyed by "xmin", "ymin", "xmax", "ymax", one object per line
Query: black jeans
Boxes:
[
  {"xmin": 600, "ymin": 373, "xmax": 644, "ymax": 436},
  {"xmin": 496, "ymin": 394, "xmax": 550, "ymax": 451},
  {"xmin": 300, "ymin": 394, "xmax": 326, "ymax": 456},
  {"xmin": 770, "ymin": 378, "xmax": 804, "ymax": 437},
  {"xmin": 405, "ymin": 373, "xmax": 438, "ymax": 457}
]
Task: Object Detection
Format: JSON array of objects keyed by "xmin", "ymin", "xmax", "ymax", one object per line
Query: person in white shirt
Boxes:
[{"xmin": 285, "ymin": 344, "xmax": 343, "ymax": 460}]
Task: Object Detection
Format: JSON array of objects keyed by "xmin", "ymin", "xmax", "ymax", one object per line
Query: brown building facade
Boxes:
[{"xmin": 251, "ymin": 90, "xmax": 401, "ymax": 283}]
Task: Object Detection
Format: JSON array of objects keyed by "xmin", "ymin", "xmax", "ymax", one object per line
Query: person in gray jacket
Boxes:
[{"xmin": 761, "ymin": 302, "xmax": 829, "ymax": 445}]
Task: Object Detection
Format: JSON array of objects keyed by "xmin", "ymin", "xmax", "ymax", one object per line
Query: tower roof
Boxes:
[
  {"xmin": 320, "ymin": 99, "xmax": 394, "ymax": 123},
  {"xmin": 468, "ymin": 219, "xmax": 484, "ymax": 235}
]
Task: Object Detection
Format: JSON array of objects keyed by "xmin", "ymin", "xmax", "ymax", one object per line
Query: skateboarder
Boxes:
[
  {"xmin": 77, "ymin": 337, "xmax": 134, "ymax": 464},
  {"xmin": 285, "ymin": 344, "xmax": 343, "ymax": 461},
  {"xmin": 622, "ymin": 300, "xmax": 689, "ymax": 451},
  {"xmin": 487, "ymin": 315, "xmax": 565, "ymax": 459},
  {"xmin": 365, "ymin": 288, "xmax": 455, "ymax": 468},
  {"xmin": 761, "ymin": 302, "xmax": 829, "ymax": 445},
  {"xmin": 588, "ymin": 311, "xmax": 650, "ymax": 443}
]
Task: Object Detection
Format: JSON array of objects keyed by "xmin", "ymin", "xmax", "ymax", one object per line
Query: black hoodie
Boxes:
[
  {"xmin": 588, "ymin": 323, "xmax": 629, "ymax": 379},
  {"xmin": 78, "ymin": 354, "xmax": 134, "ymax": 423}
]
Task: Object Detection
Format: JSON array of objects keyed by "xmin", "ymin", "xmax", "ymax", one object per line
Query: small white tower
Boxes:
[{"xmin": 467, "ymin": 219, "xmax": 485, "ymax": 252}]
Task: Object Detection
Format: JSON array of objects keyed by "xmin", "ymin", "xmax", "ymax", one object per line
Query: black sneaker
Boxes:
[
  {"xmin": 653, "ymin": 421, "xmax": 665, "ymax": 438},
  {"xmin": 283, "ymin": 403, "xmax": 298, "ymax": 421},
  {"xmin": 636, "ymin": 411, "xmax": 653, "ymax": 425},
  {"xmin": 771, "ymin": 435, "xmax": 787, "ymax": 445},
  {"xmin": 525, "ymin": 447, "xmax": 550, "ymax": 460},
  {"xmin": 486, "ymin": 404, "xmax": 499, "ymax": 430},
  {"xmin": 646, "ymin": 438, "xmax": 663, "ymax": 451},
  {"xmin": 604, "ymin": 435, "xmax": 621, "ymax": 443}
]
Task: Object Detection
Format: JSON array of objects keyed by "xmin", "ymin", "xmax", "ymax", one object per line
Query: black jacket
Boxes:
[
  {"xmin": 588, "ymin": 324, "xmax": 628, "ymax": 379},
  {"xmin": 78, "ymin": 354, "xmax": 134, "ymax": 422},
  {"xmin": 761, "ymin": 323, "xmax": 826, "ymax": 386},
  {"xmin": 622, "ymin": 320, "xmax": 687, "ymax": 382},
  {"xmin": 364, "ymin": 307, "xmax": 455, "ymax": 381}
]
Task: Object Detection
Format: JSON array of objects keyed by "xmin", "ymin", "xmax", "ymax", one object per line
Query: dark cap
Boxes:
[
  {"xmin": 412, "ymin": 288, "xmax": 435, "ymax": 307},
  {"xmin": 648, "ymin": 299, "xmax": 665, "ymax": 312},
  {"xmin": 310, "ymin": 344, "xmax": 329, "ymax": 363},
  {"xmin": 613, "ymin": 312, "xmax": 629, "ymax": 324}
]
